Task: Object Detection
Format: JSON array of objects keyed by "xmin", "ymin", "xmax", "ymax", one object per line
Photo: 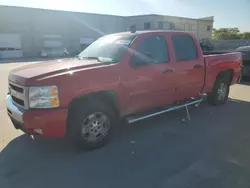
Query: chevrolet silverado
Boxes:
[{"xmin": 6, "ymin": 30, "xmax": 242, "ymax": 149}]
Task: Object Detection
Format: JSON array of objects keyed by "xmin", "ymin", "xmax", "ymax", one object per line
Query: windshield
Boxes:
[{"xmin": 78, "ymin": 35, "xmax": 136, "ymax": 63}]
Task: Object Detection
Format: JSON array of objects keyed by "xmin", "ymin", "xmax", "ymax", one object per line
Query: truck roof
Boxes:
[{"xmin": 108, "ymin": 30, "xmax": 192, "ymax": 37}]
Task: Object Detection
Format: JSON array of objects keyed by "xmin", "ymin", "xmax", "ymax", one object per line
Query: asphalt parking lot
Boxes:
[{"xmin": 1, "ymin": 60, "xmax": 250, "ymax": 188}]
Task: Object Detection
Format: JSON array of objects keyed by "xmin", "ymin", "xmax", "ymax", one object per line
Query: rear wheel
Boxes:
[
  {"xmin": 68, "ymin": 101, "xmax": 115, "ymax": 150},
  {"xmin": 208, "ymin": 75, "xmax": 230, "ymax": 105}
]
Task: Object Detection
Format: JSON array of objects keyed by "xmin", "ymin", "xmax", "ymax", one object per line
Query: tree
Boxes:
[
  {"xmin": 213, "ymin": 28, "xmax": 250, "ymax": 40},
  {"xmin": 213, "ymin": 28, "xmax": 241, "ymax": 40},
  {"xmin": 240, "ymin": 32, "xmax": 250, "ymax": 39}
]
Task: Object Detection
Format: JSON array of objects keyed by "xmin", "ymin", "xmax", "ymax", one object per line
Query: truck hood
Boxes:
[{"xmin": 9, "ymin": 58, "xmax": 109, "ymax": 85}]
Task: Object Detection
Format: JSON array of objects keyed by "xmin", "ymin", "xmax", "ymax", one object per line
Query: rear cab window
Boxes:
[{"xmin": 171, "ymin": 35, "xmax": 198, "ymax": 61}]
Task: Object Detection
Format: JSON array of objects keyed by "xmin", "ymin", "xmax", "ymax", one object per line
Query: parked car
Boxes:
[
  {"xmin": 6, "ymin": 30, "xmax": 242, "ymax": 150},
  {"xmin": 235, "ymin": 46, "xmax": 250, "ymax": 79}
]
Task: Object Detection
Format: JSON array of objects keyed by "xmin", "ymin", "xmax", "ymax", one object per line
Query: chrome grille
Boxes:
[{"xmin": 9, "ymin": 82, "xmax": 28, "ymax": 109}]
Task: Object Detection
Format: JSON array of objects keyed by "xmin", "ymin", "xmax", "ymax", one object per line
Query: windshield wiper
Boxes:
[
  {"xmin": 75, "ymin": 55, "xmax": 81, "ymax": 60},
  {"xmin": 77, "ymin": 56, "xmax": 117, "ymax": 64}
]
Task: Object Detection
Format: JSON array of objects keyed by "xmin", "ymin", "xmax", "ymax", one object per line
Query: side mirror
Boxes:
[
  {"xmin": 130, "ymin": 57, "xmax": 141, "ymax": 68},
  {"xmin": 130, "ymin": 52, "xmax": 154, "ymax": 68}
]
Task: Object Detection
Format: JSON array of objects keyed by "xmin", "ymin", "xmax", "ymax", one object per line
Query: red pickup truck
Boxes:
[{"xmin": 6, "ymin": 30, "xmax": 242, "ymax": 150}]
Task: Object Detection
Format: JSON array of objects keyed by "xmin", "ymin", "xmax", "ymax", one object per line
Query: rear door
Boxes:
[
  {"xmin": 124, "ymin": 34, "xmax": 177, "ymax": 113},
  {"xmin": 170, "ymin": 34, "xmax": 205, "ymax": 101}
]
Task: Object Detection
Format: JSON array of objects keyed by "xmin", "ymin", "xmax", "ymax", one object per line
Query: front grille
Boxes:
[
  {"xmin": 12, "ymin": 96, "xmax": 25, "ymax": 106},
  {"xmin": 9, "ymin": 83, "xmax": 23, "ymax": 93},
  {"xmin": 7, "ymin": 109, "xmax": 12, "ymax": 115},
  {"xmin": 9, "ymin": 82, "xmax": 28, "ymax": 109}
]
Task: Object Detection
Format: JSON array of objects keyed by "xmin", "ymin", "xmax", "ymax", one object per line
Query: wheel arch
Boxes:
[
  {"xmin": 66, "ymin": 90, "xmax": 120, "ymax": 133},
  {"xmin": 207, "ymin": 69, "xmax": 233, "ymax": 105},
  {"xmin": 216, "ymin": 69, "xmax": 234, "ymax": 84}
]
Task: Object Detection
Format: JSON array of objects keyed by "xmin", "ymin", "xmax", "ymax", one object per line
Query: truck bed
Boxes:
[
  {"xmin": 203, "ymin": 51, "xmax": 233, "ymax": 55},
  {"xmin": 202, "ymin": 52, "xmax": 242, "ymax": 93}
]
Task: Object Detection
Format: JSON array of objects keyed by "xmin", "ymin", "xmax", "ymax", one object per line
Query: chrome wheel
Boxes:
[
  {"xmin": 217, "ymin": 83, "xmax": 227, "ymax": 101},
  {"xmin": 81, "ymin": 112, "xmax": 110, "ymax": 142}
]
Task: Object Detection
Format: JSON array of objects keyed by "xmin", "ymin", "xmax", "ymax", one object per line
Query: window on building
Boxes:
[
  {"xmin": 0, "ymin": 47, "xmax": 19, "ymax": 51},
  {"xmin": 170, "ymin": 23, "xmax": 175, "ymax": 30},
  {"xmin": 191, "ymin": 25, "xmax": 196, "ymax": 31},
  {"xmin": 144, "ymin": 22, "xmax": 151, "ymax": 30},
  {"xmin": 172, "ymin": 35, "xmax": 197, "ymax": 61},
  {"xmin": 175, "ymin": 23, "xmax": 185, "ymax": 31},
  {"xmin": 131, "ymin": 35, "xmax": 169, "ymax": 65},
  {"xmin": 206, "ymin": 25, "xmax": 212, "ymax": 31},
  {"xmin": 158, "ymin": 21, "xmax": 164, "ymax": 29}
]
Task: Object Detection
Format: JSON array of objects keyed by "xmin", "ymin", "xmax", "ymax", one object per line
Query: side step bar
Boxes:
[{"xmin": 126, "ymin": 97, "xmax": 204, "ymax": 124}]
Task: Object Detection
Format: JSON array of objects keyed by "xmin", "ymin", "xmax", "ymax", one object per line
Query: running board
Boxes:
[{"xmin": 126, "ymin": 97, "xmax": 203, "ymax": 124}]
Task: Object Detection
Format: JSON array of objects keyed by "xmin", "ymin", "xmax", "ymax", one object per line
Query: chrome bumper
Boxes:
[{"xmin": 6, "ymin": 94, "xmax": 24, "ymax": 124}]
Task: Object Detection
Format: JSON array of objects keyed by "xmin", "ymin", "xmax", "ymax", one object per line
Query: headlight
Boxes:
[{"xmin": 29, "ymin": 86, "xmax": 59, "ymax": 108}]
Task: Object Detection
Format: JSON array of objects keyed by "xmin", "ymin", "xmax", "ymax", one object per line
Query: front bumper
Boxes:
[{"xmin": 6, "ymin": 94, "xmax": 67, "ymax": 138}]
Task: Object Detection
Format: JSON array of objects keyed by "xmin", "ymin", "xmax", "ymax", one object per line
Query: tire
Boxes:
[
  {"xmin": 68, "ymin": 101, "xmax": 115, "ymax": 150},
  {"xmin": 207, "ymin": 75, "xmax": 230, "ymax": 105}
]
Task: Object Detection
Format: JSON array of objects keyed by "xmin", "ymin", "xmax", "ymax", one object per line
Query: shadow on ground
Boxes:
[{"xmin": 1, "ymin": 99, "xmax": 250, "ymax": 188}]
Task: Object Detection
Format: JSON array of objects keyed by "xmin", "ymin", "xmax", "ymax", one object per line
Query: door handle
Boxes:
[
  {"xmin": 161, "ymin": 68, "xmax": 175, "ymax": 74},
  {"xmin": 193, "ymin": 64, "xmax": 203, "ymax": 68}
]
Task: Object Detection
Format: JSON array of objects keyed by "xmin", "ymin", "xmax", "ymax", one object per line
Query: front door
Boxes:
[{"xmin": 124, "ymin": 34, "xmax": 177, "ymax": 113}]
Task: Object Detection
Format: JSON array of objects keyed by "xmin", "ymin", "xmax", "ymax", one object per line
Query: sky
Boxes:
[{"xmin": 0, "ymin": 0, "xmax": 250, "ymax": 32}]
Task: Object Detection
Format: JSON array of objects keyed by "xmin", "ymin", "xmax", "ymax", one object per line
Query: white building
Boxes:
[
  {"xmin": 0, "ymin": 6, "xmax": 214, "ymax": 58},
  {"xmin": 125, "ymin": 15, "xmax": 214, "ymax": 40}
]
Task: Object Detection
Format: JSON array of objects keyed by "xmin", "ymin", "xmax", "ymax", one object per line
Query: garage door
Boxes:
[
  {"xmin": 80, "ymin": 37, "xmax": 95, "ymax": 51},
  {"xmin": 0, "ymin": 34, "xmax": 23, "ymax": 59},
  {"xmin": 43, "ymin": 34, "xmax": 64, "ymax": 57}
]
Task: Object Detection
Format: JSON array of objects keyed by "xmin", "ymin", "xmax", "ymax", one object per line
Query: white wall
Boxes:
[
  {"xmin": 0, "ymin": 6, "xmax": 214, "ymax": 58},
  {"xmin": 125, "ymin": 15, "xmax": 214, "ymax": 40}
]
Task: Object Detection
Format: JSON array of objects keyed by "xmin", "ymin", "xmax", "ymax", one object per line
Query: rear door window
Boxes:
[{"xmin": 172, "ymin": 35, "xmax": 197, "ymax": 61}]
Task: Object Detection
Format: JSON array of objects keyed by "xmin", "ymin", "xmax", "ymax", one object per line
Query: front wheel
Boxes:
[
  {"xmin": 208, "ymin": 76, "xmax": 230, "ymax": 105},
  {"xmin": 68, "ymin": 101, "xmax": 115, "ymax": 150}
]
